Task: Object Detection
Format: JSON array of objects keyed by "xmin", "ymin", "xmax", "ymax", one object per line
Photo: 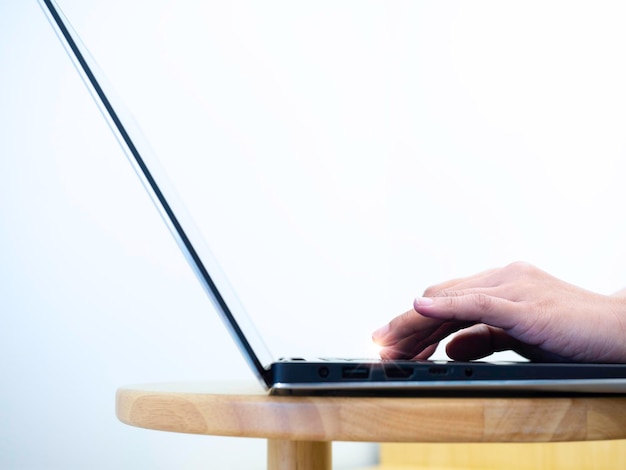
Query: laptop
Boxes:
[{"xmin": 40, "ymin": 0, "xmax": 626, "ymax": 395}]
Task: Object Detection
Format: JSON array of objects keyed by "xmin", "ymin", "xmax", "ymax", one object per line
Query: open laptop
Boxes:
[{"xmin": 40, "ymin": 0, "xmax": 626, "ymax": 395}]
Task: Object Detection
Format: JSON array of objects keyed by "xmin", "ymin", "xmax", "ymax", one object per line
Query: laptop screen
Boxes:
[{"xmin": 39, "ymin": 0, "xmax": 275, "ymax": 384}]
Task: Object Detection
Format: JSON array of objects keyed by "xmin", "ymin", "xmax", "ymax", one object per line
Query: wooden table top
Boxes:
[{"xmin": 116, "ymin": 381, "xmax": 626, "ymax": 443}]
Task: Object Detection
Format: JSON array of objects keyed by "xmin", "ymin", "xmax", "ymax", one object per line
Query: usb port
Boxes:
[{"xmin": 342, "ymin": 366, "xmax": 370, "ymax": 379}]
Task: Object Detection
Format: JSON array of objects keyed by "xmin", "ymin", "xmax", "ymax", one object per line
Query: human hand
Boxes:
[{"xmin": 373, "ymin": 262, "xmax": 626, "ymax": 363}]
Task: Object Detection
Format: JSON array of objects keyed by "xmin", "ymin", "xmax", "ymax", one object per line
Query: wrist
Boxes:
[{"xmin": 605, "ymin": 295, "xmax": 626, "ymax": 362}]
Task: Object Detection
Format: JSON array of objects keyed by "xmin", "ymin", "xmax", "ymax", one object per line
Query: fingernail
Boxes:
[
  {"xmin": 372, "ymin": 324, "xmax": 390, "ymax": 340},
  {"xmin": 414, "ymin": 296, "xmax": 434, "ymax": 308}
]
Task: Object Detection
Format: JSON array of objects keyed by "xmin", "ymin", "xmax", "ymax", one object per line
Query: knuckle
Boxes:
[
  {"xmin": 439, "ymin": 294, "xmax": 461, "ymax": 310},
  {"xmin": 473, "ymin": 292, "xmax": 494, "ymax": 312},
  {"xmin": 428, "ymin": 288, "xmax": 462, "ymax": 298},
  {"xmin": 423, "ymin": 285, "xmax": 439, "ymax": 297},
  {"xmin": 506, "ymin": 261, "xmax": 535, "ymax": 275}
]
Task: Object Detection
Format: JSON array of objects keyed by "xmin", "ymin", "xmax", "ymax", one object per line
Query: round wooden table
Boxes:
[{"xmin": 115, "ymin": 382, "xmax": 626, "ymax": 470}]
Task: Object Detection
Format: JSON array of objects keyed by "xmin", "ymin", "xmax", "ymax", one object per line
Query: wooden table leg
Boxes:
[{"xmin": 267, "ymin": 439, "xmax": 331, "ymax": 470}]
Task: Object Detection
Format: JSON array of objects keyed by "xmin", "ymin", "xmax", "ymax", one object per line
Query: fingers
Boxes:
[
  {"xmin": 373, "ymin": 263, "xmax": 549, "ymax": 361},
  {"xmin": 373, "ymin": 293, "xmax": 522, "ymax": 360},
  {"xmin": 412, "ymin": 293, "xmax": 520, "ymax": 331},
  {"xmin": 372, "ymin": 309, "xmax": 442, "ymax": 347},
  {"xmin": 423, "ymin": 267, "xmax": 502, "ymax": 297},
  {"xmin": 422, "ymin": 262, "xmax": 541, "ymax": 300},
  {"xmin": 446, "ymin": 324, "xmax": 571, "ymax": 362},
  {"xmin": 378, "ymin": 319, "xmax": 470, "ymax": 360},
  {"xmin": 414, "ymin": 343, "xmax": 439, "ymax": 360},
  {"xmin": 373, "ymin": 309, "xmax": 464, "ymax": 360},
  {"xmin": 445, "ymin": 324, "xmax": 525, "ymax": 360}
]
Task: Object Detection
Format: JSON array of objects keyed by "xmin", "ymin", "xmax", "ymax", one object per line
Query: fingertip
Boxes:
[
  {"xmin": 378, "ymin": 346, "xmax": 397, "ymax": 360},
  {"xmin": 414, "ymin": 343, "xmax": 438, "ymax": 360},
  {"xmin": 445, "ymin": 325, "xmax": 491, "ymax": 361},
  {"xmin": 372, "ymin": 324, "xmax": 390, "ymax": 343},
  {"xmin": 413, "ymin": 297, "xmax": 440, "ymax": 319},
  {"xmin": 413, "ymin": 296, "xmax": 434, "ymax": 309}
]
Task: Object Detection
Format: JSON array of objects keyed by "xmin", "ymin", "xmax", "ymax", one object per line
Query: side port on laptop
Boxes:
[
  {"xmin": 383, "ymin": 364, "xmax": 415, "ymax": 379},
  {"xmin": 428, "ymin": 365, "xmax": 450, "ymax": 376},
  {"xmin": 342, "ymin": 365, "xmax": 371, "ymax": 379}
]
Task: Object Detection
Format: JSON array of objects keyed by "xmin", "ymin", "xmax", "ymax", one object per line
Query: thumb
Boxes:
[
  {"xmin": 446, "ymin": 324, "xmax": 569, "ymax": 362},
  {"xmin": 446, "ymin": 324, "xmax": 526, "ymax": 361}
]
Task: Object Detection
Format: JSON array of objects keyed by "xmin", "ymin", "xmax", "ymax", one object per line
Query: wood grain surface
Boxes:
[{"xmin": 116, "ymin": 382, "xmax": 626, "ymax": 443}]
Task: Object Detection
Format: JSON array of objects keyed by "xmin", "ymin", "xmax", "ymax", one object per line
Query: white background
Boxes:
[{"xmin": 2, "ymin": 1, "xmax": 626, "ymax": 468}]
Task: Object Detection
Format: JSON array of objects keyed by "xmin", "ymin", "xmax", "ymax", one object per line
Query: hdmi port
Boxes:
[
  {"xmin": 342, "ymin": 366, "xmax": 370, "ymax": 379},
  {"xmin": 383, "ymin": 365, "xmax": 414, "ymax": 379}
]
